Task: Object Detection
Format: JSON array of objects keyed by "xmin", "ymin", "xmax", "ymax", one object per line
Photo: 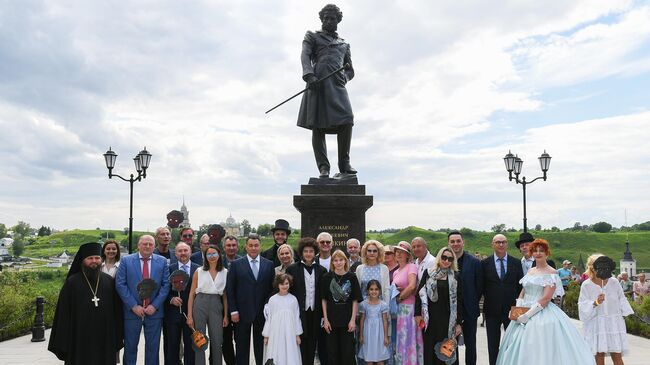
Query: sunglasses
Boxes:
[
  {"xmin": 206, "ymin": 252, "xmax": 219, "ymax": 258},
  {"xmin": 182, "ymin": 234, "xmax": 194, "ymax": 238},
  {"xmin": 366, "ymin": 249, "xmax": 378, "ymax": 253},
  {"xmin": 440, "ymin": 255, "xmax": 455, "ymax": 263},
  {"xmin": 319, "ymin": 240, "xmax": 332, "ymax": 244}
]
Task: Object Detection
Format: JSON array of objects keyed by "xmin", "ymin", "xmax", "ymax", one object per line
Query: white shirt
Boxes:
[
  {"xmin": 521, "ymin": 256, "xmax": 534, "ymax": 274},
  {"xmin": 195, "ymin": 268, "xmax": 228, "ymax": 295},
  {"xmin": 177, "ymin": 261, "xmax": 191, "ymax": 274},
  {"xmin": 415, "ymin": 251, "xmax": 436, "ymax": 283},
  {"xmin": 319, "ymin": 256, "xmax": 331, "ymax": 272},
  {"xmin": 303, "ymin": 263, "xmax": 316, "ymax": 311}
]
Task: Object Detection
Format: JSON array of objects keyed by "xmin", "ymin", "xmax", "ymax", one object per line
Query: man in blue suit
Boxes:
[
  {"xmin": 116, "ymin": 235, "xmax": 170, "ymax": 365},
  {"xmin": 448, "ymin": 231, "xmax": 483, "ymax": 365},
  {"xmin": 164, "ymin": 242, "xmax": 199, "ymax": 365},
  {"xmin": 226, "ymin": 233, "xmax": 274, "ymax": 365}
]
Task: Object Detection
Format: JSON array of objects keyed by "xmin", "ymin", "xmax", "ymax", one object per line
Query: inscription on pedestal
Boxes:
[{"xmin": 294, "ymin": 183, "xmax": 373, "ymax": 247}]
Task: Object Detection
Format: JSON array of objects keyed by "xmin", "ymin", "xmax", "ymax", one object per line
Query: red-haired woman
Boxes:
[{"xmin": 495, "ymin": 239, "xmax": 594, "ymax": 365}]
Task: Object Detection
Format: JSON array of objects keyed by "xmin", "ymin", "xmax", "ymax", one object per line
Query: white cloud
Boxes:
[{"xmin": 0, "ymin": 1, "xmax": 649, "ymax": 232}]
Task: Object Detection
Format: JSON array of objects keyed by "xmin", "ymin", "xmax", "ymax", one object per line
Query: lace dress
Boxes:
[
  {"xmin": 578, "ymin": 278, "xmax": 633, "ymax": 354},
  {"xmin": 496, "ymin": 273, "xmax": 595, "ymax": 365}
]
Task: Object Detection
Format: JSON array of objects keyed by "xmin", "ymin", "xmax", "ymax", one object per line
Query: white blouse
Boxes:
[{"xmin": 195, "ymin": 268, "xmax": 228, "ymax": 295}]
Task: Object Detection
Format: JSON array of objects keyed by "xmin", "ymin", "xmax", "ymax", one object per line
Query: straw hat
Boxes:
[{"xmin": 393, "ymin": 241, "xmax": 412, "ymax": 256}]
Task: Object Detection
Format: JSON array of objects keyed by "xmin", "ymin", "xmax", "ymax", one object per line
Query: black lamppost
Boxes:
[
  {"xmin": 503, "ymin": 150, "xmax": 552, "ymax": 232},
  {"xmin": 103, "ymin": 147, "xmax": 152, "ymax": 253}
]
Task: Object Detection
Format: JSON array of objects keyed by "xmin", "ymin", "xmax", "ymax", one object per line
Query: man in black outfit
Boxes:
[
  {"xmin": 285, "ymin": 237, "xmax": 327, "ymax": 365},
  {"xmin": 481, "ymin": 234, "xmax": 524, "ymax": 365},
  {"xmin": 261, "ymin": 219, "xmax": 298, "ymax": 267}
]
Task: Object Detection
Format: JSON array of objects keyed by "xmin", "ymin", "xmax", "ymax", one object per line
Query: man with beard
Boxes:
[
  {"xmin": 261, "ymin": 219, "xmax": 298, "ymax": 267},
  {"xmin": 49, "ymin": 242, "xmax": 123, "ymax": 365},
  {"xmin": 154, "ymin": 226, "xmax": 175, "ymax": 265},
  {"xmin": 297, "ymin": 4, "xmax": 356, "ymax": 178}
]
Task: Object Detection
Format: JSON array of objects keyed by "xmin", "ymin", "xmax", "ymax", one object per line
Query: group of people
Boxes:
[
  {"xmin": 48, "ymin": 219, "xmax": 635, "ymax": 365},
  {"xmin": 618, "ymin": 271, "xmax": 650, "ymax": 302}
]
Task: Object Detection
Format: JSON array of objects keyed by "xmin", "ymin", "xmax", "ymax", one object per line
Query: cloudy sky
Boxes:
[{"xmin": 1, "ymin": 0, "xmax": 649, "ymax": 233}]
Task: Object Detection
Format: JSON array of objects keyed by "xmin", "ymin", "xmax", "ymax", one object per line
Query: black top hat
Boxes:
[
  {"xmin": 271, "ymin": 219, "xmax": 291, "ymax": 235},
  {"xmin": 515, "ymin": 232, "xmax": 535, "ymax": 249}
]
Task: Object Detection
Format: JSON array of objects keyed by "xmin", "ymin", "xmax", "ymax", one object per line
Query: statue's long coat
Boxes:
[{"xmin": 297, "ymin": 30, "xmax": 354, "ymax": 131}]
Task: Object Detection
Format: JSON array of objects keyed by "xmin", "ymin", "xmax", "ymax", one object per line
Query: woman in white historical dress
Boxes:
[
  {"xmin": 496, "ymin": 239, "xmax": 595, "ymax": 365},
  {"xmin": 579, "ymin": 254, "xmax": 633, "ymax": 365},
  {"xmin": 262, "ymin": 272, "xmax": 303, "ymax": 365}
]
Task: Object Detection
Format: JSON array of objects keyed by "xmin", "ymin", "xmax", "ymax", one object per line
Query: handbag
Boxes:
[{"xmin": 508, "ymin": 306, "xmax": 530, "ymax": 321}]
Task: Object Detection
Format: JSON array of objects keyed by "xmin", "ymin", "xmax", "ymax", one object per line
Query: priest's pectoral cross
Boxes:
[{"xmin": 91, "ymin": 296, "xmax": 100, "ymax": 307}]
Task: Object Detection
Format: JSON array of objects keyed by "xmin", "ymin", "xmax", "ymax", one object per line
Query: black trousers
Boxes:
[
  {"xmin": 326, "ymin": 326, "xmax": 356, "ymax": 365},
  {"xmin": 462, "ymin": 317, "xmax": 478, "ymax": 365},
  {"xmin": 234, "ymin": 317, "xmax": 264, "ymax": 365},
  {"xmin": 485, "ymin": 315, "xmax": 511, "ymax": 365},
  {"xmin": 164, "ymin": 317, "xmax": 195, "ymax": 365},
  {"xmin": 318, "ymin": 326, "xmax": 329, "ymax": 365},
  {"xmin": 299, "ymin": 309, "xmax": 320, "ymax": 365},
  {"xmin": 312, "ymin": 124, "xmax": 352, "ymax": 172},
  {"xmin": 222, "ymin": 319, "xmax": 235, "ymax": 365}
]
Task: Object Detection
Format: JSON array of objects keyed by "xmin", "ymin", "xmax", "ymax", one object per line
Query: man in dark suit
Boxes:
[
  {"xmin": 153, "ymin": 226, "xmax": 176, "ymax": 265},
  {"xmin": 448, "ymin": 231, "xmax": 483, "ymax": 365},
  {"xmin": 116, "ymin": 235, "xmax": 170, "ymax": 365},
  {"xmin": 286, "ymin": 237, "xmax": 327, "ymax": 365},
  {"xmin": 261, "ymin": 219, "xmax": 299, "ymax": 267},
  {"xmin": 164, "ymin": 242, "xmax": 199, "ymax": 365},
  {"xmin": 226, "ymin": 234, "xmax": 274, "ymax": 365},
  {"xmin": 481, "ymin": 233, "xmax": 523, "ymax": 365}
]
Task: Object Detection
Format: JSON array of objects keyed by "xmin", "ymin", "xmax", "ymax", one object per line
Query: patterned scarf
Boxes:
[{"xmin": 419, "ymin": 267, "xmax": 458, "ymax": 340}]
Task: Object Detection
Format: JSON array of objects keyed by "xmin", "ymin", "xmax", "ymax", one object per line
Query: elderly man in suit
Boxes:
[
  {"xmin": 164, "ymin": 242, "xmax": 199, "ymax": 365},
  {"xmin": 448, "ymin": 231, "xmax": 483, "ymax": 365},
  {"xmin": 116, "ymin": 235, "xmax": 170, "ymax": 365},
  {"xmin": 226, "ymin": 234, "xmax": 274, "ymax": 365},
  {"xmin": 481, "ymin": 234, "xmax": 524, "ymax": 365}
]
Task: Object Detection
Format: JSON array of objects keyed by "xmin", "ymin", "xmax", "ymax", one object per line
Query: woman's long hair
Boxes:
[{"xmin": 202, "ymin": 245, "xmax": 224, "ymax": 271}]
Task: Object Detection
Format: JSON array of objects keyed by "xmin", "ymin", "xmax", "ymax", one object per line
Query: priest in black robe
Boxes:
[{"xmin": 48, "ymin": 242, "xmax": 123, "ymax": 364}]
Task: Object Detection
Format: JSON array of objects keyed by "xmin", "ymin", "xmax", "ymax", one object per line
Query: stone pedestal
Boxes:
[{"xmin": 293, "ymin": 177, "xmax": 373, "ymax": 249}]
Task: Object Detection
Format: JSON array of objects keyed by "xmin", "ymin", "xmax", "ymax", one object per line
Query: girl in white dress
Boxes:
[
  {"xmin": 579, "ymin": 254, "xmax": 633, "ymax": 365},
  {"xmin": 263, "ymin": 272, "xmax": 303, "ymax": 365}
]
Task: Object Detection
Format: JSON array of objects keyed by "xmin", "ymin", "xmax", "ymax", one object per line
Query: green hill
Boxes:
[
  {"xmin": 22, "ymin": 227, "xmax": 650, "ymax": 272},
  {"xmin": 369, "ymin": 226, "xmax": 650, "ymax": 271}
]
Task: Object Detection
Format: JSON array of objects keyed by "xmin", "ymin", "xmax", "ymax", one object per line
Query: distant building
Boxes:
[
  {"xmin": 620, "ymin": 239, "xmax": 636, "ymax": 277},
  {"xmin": 221, "ymin": 213, "xmax": 241, "ymax": 237},
  {"xmin": 0, "ymin": 238, "xmax": 12, "ymax": 256},
  {"xmin": 180, "ymin": 197, "xmax": 191, "ymax": 228},
  {"xmin": 50, "ymin": 251, "xmax": 71, "ymax": 264}
]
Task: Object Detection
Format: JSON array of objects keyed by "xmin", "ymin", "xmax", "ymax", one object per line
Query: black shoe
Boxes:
[
  {"xmin": 319, "ymin": 167, "xmax": 330, "ymax": 178},
  {"xmin": 340, "ymin": 164, "xmax": 357, "ymax": 174}
]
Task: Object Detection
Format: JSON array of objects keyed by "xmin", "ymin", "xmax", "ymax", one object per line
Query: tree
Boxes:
[
  {"xmin": 592, "ymin": 221, "xmax": 613, "ymax": 233},
  {"xmin": 241, "ymin": 219, "xmax": 252, "ymax": 236},
  {"xmin": 257, "ymin": 223, "xmax": 272, "ymax": 237},
  {"xmin": 460, "ymin": 227, "xmax": 474, "ymax": 238},
  {"xmin": 572, "ymin": 222, "xmax": 582, "ymax": 231},
  {"xmin": 491, "ymin": 224, "xmax": 506, "ymax": 233},
  {"xmin": 37, "ymin": 226, "xmax": 51, "ymax": 237},
  {"xmin": 534, "ymin": 224, "xmax": 542, "ymax": 231},
  {"xmin": 12, "ymin": 221, "xmax": 32, "ymax": 238},
  {"xmin": 551, "ymin": 226, "xmax": 560, "ymax": 232},
  {"xmin": 12, "ymin": 241, "xmax": 24, "ymax": 257},
  {"xmin": 0, "ymin": 223, "xmax": 6, "ymax": 238}
]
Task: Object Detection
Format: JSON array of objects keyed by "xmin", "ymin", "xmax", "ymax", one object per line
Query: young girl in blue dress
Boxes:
[{"xmin": 359, "ymin": 279, "xmax": 390, "ymax": 365}]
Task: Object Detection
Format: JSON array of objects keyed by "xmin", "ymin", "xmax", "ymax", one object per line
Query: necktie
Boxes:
[
  {"xmin": 182, "ymin": 264, "xmax": 189, "ymax": 275},
  {"xmin": 251, "ymin": 259, "xmax": 259, "ymax": 280},
  {"xmin": 142, "ymin": 257, "xmax": 150, "ymax": 306},
  {"xmin": 499, "ymin": 258, "xmax": 506, "ymax": 281}
]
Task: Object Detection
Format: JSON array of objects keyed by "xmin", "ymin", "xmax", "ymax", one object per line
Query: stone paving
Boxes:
[{"xmin": 1, "ymin": 319, "xmax": 648, "ymax": 364}]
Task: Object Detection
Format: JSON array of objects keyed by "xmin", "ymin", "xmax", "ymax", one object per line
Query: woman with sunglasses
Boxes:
[
  {"xmin": 187, "ymin": 245, "xmax": 229, "ymax": 365},
  {"xmin": 356, "ymin": 240, "xmax": 391, "ymax": 303},
  {"xmin": 415, "ymin": 247, "xmax": 463, "ymax": 365}
]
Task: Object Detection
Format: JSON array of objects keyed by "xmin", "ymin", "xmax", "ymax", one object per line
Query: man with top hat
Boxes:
[
  {"xmin": 516, "ymin": 232, "xmax": 555, "ymax": 274},
  {"xmin": 116, "ymin": 235, "xmax": 170, "ymax": 365},
  {"xmin": 49, "ymin": 242, "xmax": 124, "ymax": 365},
  {"xmin": 261, "ymin": 219, "xmax": 299, "ymax": 267}
]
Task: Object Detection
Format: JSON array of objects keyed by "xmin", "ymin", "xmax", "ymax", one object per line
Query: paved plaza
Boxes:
[{"xmin": 1, "ymin": 318, "xmax": 649, "ymax": 364}]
